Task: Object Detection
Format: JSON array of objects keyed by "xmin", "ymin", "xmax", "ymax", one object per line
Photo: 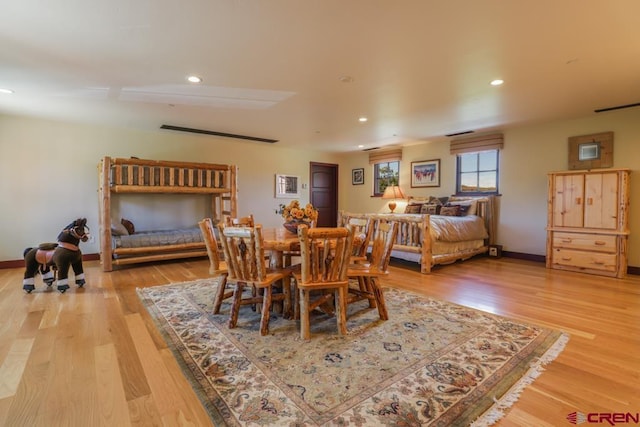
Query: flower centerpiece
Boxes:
[{"xmin": 279, "ymin": 200, "xmax": 319, "ymax": 233}]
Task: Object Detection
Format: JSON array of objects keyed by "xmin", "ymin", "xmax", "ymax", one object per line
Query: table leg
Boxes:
[
  {"xmin": 282, "ymin": 274, "xmax": 292, "ymax": 319},
  {"xmin": 269, "ymin": 250, "xmax": 293, "ymax": 319}
]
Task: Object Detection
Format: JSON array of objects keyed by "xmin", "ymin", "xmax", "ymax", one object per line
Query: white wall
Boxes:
[
  {"xmin": 0, "ymin": 115, "xmax": 338, "ymax": 261},
  {"xmin": 2, "ymin": 108, "xmax": 639, "ymax": 267},
  {"xmin": 339, "ymin": 108, "xmax": 640, "ymax": 265}
]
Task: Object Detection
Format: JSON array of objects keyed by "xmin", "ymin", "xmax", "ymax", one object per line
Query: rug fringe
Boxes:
[{"xmin": 470, "ymin": 332, "xmax": 570, "ymax": 427}]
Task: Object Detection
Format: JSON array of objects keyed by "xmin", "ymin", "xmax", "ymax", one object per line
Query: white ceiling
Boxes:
[{"xmin": 1, "ymin": 0, "xmax": 639, "ymax": 153}]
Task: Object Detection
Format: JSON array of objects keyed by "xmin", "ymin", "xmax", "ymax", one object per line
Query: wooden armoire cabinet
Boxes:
[{"xmin": 546, "ymin": 168, "xmax": 630, "ymax": 278}]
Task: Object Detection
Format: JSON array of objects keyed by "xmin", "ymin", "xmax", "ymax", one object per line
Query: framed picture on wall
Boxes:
[
  {"xmin": 568, "ymin": 131, "xmax": 613, "ymax": 170},
  {"xmin": 411, "ymin": 159, "xmax": 440, "ymax": 188},
  {"xmin": 352, "ymin": 168, "xmax": 364, "ymax": 185},
  {"xmin": 275, "ymin": 174, "xmax": 300, "ymax": 198}
]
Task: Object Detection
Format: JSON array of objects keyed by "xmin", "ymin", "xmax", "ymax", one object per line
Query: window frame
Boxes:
[
  {"xmin": 455, "ymin": 149, "xmax": 500, "ymax": 195},
  {"xmin": 372, "ymin": 160, "xmax": 400, "ymax": 197}
]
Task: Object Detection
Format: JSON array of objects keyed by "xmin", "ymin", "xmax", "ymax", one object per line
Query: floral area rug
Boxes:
[{"xmin": 137, "ymin": 279, "xmax": 568, "ymax": 426}]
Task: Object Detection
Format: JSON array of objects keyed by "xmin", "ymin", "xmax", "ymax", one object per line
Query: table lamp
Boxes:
[{"xmin": 382, "ymin": 185, "xmax": 406, "ymax": 213}]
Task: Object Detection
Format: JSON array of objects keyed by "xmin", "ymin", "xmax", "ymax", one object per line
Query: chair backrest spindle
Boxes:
[
  {"xmin": 347, "ymin": 217, "xmax": 373, "ymax": 259},
  {"xmin": 370, "ymin": 221, "xmax": 398, "ymax": 272}
]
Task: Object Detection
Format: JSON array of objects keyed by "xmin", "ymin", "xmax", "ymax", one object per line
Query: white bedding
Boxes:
[{"xmin": 428, "ymin": 215, "xmax": 488, "ymax": 242}]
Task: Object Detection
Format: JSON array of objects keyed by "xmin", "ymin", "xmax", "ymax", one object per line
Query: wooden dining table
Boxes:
[
  {"xmin": 261, "ymin": 226, "xmax": 298, "ymax": 248},
  {"xmin": 261, "ymin": 227, "xmax": 300, "ymax": 268},
  {"xmin": 261, "ymin": 226, "xmax": 365, "ymax": 264}
]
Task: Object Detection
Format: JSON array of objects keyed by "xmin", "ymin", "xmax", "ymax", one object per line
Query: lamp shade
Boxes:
[
  {"xmin": 382, "ymin": 185, "xmax": 406, "ymax": 200},
  {"xmin": 381, "ymin": 185, "xmax": 405, "ymax": 213}
]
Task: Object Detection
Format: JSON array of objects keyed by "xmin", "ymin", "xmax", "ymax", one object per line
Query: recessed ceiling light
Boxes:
[
  {"xmin": 359, "ymin": 117, "xmax": 368, "ymax": 122},
  {"xmin": 358, "ymin": 144, "xmax": 364, "ymax": 148},
  {"xmin": 187, "ymin": 75, "xmax": 202, "ymax": 83},
  {"xmin": 0, "ymin": 88, "xmax": 14, "ymax": 94},
  {"xmin": 490, "ymin": 79, "xmax": 504, "ymax": 86}
]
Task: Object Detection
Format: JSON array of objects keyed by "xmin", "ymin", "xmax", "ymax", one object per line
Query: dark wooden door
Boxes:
[{"xmin": 310, "ymin": 162, "xmax": 338, "ymax": 227}]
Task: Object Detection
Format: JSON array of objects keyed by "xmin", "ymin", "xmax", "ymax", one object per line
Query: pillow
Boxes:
[
  {"xmin": 121, "ymin": 218, "xmax": 135, "ymax": 235},
  {"xmin": 446, "ymin": 199, "xmax": 477, "ymax": 216},
  {"xmin": 111, "ymin": 222, "xmax": 129, "ymax": 236},
  {"xmin": 427, "ymin": 196, "xmax": 444, "ymax": 206},
  {"xmin": 437, "ymin": 196, "xmax": 450, "ymax": 205},
  {"xmin": 443, "ymin": 203, "xmax": 470, "ymax": 216},
  {"xmin": 404, "ymin": 203, "xmax": 423, "ymax": 214},
  {"xmin": 420, "ymin": 203, "xmax": 440, "ymax": 215},
  {"xmin": 439, "ymin": 205, "xmax": 461, "ymax": 216}
]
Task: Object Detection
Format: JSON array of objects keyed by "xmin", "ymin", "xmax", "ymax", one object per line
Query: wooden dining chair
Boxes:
[
  {"xmin": 294, "ymin": 225, "xmax": 354, "ymax": 340},
  {"xmin": 344, "ymin": 217, "xmax": 375, "ymax": 308},
  {"xmin": 217, "ymin": 224, "xmax": 292, "ymax": 336},
  {"xmin": 346, "ymin": 217, "xmax": 374, "ymax": 263},
  {"xmin": 225, "ymin": 214, "xmax": 276, "ymax": 265},
  {"xmin": 198, "ymin": 218, "xmax": 230, "ymax": 314},
  {"xmin": 347, "ymin": 220, "xmax": 398, "ymax": 321}
]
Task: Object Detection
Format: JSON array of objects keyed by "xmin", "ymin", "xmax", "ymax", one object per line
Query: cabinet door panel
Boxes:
[
  {"xmin": 584, "ymin": 173, "xmax": 618, "ymax": 229},
  {"xmin": 554, "ymin": 174, "xmax": 584, "ymax": 227}
]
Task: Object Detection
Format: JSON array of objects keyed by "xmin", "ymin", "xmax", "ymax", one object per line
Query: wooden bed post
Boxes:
[
  {"xmin": 99, "ymin": 156, "xmax": 113, "ymax": 272},
  {"xmin": 420, "ymin": 214, "xmax": 432, "ymax": 274},
  {"xmin": 230, "ymin": 165, "xmax": 238, "ymax": 218}
]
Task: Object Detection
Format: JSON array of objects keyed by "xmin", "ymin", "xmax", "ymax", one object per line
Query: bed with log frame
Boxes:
[
  {"xmin": 98, "ymin": 156, "xmax": 237, "ymax": 271},
  {"xmin": 338, "ymin": 196, "xmax": 497, "ymax": 274}
]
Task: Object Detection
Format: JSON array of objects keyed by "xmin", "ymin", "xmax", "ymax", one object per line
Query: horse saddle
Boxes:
[{"xmin": 35, "ymin": 242, "xmax": 58, "ymax": 266}]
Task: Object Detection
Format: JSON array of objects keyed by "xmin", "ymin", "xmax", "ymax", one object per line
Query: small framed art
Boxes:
[
  {"xmin": 275, "ymin": 174, "xmax": 300, "ymax": 198},
  {"xmin": 352, "ymin": 168, "xmax": 364, "ymax": 185},
  {"xmin": 411, "ymin": 159, "xmax": 440, "ymax": 188}
]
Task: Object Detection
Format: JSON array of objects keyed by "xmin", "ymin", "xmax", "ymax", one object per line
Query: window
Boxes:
[
  {"xmin": 368, "ymin": 148, "xmax": 402, "ymax": 196},
  {"xmin": 456, "ymin": 149, "xmax": 499, "ymax": 194},
  {"xmin": 373, "ymin": 161, "xmax": 399, "ymax": 196}
]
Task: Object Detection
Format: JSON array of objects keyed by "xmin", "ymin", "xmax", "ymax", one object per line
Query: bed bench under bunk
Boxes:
[{"xmin": 98, "ymin": 156, "xmax": 237, "ymax": 271}]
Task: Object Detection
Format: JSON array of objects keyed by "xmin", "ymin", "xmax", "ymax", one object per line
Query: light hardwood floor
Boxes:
[{"xmin": 0, "ymin": 257, "xmax": 638, "ymax": 426}]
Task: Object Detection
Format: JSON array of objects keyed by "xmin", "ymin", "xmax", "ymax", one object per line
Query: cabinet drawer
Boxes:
[
  {"xmin": 552, "ymin": 232, "xmax": 616, "ymax": 253},
  {"xmin": 552, "ymin": 248, "xmax": 617, "ymax": 272}
]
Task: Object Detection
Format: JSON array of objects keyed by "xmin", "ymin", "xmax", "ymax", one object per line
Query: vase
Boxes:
[{"xmin": 283, "ymin": 220, "xmax": 311, "ymax": 234}]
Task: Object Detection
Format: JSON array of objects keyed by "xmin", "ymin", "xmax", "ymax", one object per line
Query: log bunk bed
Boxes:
[
  {"xmin": 339, "ymin": 196, "xmax": 497, "ymax": 274},
  {"xmin": 98, "ymin": 156, "xmax": 237, "ymax": 271}
]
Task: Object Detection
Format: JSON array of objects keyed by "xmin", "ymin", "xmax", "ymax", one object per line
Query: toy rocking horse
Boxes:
[{"xmin": 23, "ymin": 218, "xmax": 90, "ymax": 293}]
